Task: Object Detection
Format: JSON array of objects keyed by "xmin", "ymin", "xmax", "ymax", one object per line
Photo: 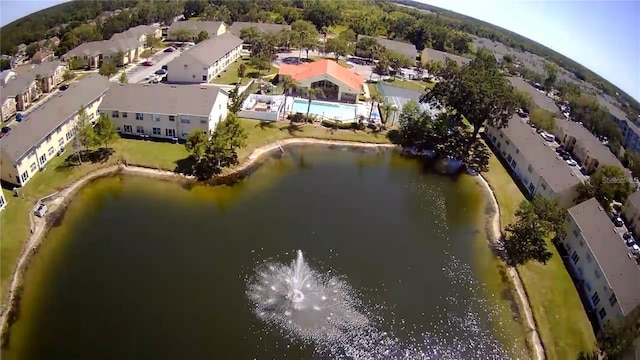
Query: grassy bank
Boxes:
[
  {"xmin": 0, "ymin": 122, "xmax": 389, "ymax": 297},
  {"xmin": 210, "ymin": 57, "xmax": 278, "ymax": 85},
  {"xmin": 483, "ymin": 149, "xmax": 596, "ymax": 359}
]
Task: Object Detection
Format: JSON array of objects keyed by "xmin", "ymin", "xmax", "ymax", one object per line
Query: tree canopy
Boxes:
[
  {"xmin": 578, "ymin": 165, "xmax": 633, "ymax": 207},
  {"xmin": 420, "ymin": 50, "xmax": 519, "ymax": 141}
]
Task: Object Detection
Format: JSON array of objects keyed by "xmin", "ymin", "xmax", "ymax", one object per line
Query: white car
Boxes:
[
  {"xmin": 631, "ymin": 244, "xmax": 640, "ymax": 255},
  {"xmin": 566, "ymin": 159, "xmax": 578, "ymax": 167},
  {"xmin": 540, "ymin": 132, "xmax": 555, "ymax": 142},
  {"xmin": 34, "ymin": 203, "xmax": 47, "ymax": 218}
]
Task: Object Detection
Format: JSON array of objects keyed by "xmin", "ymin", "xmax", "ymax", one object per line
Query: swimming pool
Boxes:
[{"xmin": 291, "ymin": 99, "xmax": 357, "ymax": 121}]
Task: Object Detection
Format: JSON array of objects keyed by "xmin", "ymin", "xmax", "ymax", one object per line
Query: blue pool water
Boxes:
[{"xmin": 291, "ymin": 99, "xmax": 357, "ymax": 121}]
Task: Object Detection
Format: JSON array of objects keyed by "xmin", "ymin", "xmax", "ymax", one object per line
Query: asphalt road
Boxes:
[{"xmin": 112, "ymin": 45, "xmax": 189, "ymax": 84}]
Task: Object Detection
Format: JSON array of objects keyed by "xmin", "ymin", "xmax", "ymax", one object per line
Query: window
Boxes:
[
  {"xmin": 202, "ymin": 75, "xmax": 207, "ymax": 81},
  {"xmin": 136, "ymin": 113, "xmax": 144, "ymax": 120},
  {"xmin": 30, "ymin": 162, "xmax": 37, "ymax": 173},
  {"xmin": 609, "ymin": 294, "xmax": 617, "ymax": 306},
  {"xmin": 591, "ymin": 292, "xmax": 601, "ymax": 307},
  {"xmin": 541, "ymin": 182, "xmax": 547, "ymax": 190},
  {"xmin": 584, "ymin": 280, "xmax": 592, "ymax": 292},
  {"xmin": 528, "ymin": 183, "xmax": 535, "ymax": 193},
  {"xmin": 0, "ymin": 196, "xmax": 4, "ymax": 208},
  {"xmin": 594, "ymin": 268, "xmax": 601, "ymax": 278},
  {"xmin": 39, "ymin": 153, "xmax": 47, "ymax": 166},
  {"xmin": 497, "ymin": 142, "xmax": 501, "ymax": 149},
  {"xmin": 598, "ymin": 308, "xmax": 606, "ymax": 320},
  {"xmin": 165, "ymin": 128, "xmax": 176, "ymax": 137},
  {"xmin": 152, "ymin": 127, "xmax": 161, "ymax": 135},
  {"xmin": 58, "ymin": 138, "xmax": 64, "ymax": 147},
  {"xmin": 181, "ymin": 116, "xmax": 190, "ymax": 124},
  {"xmin": 203, "ymin": 67, "xmax": 208, "ymax": 70},
  {"xmin": 66, "ymin": 131, "xmax": 73, "ymax": 141},
  {"xmin": 506, "ymin": 140, "xmax": 510, "ymax": 146},
  {"xmin": 586, "ymin": 253, "xmax": 593, "ymax": 263},
  {"xmin": 153, "ymin": 114, "xmax": 160, "ymax": 122},
  {"xmin": 192, "ymin": 75, "xmax": 195, "ymax": 79},
  {"xmin": 20, "ymin": 171, "xmax": 29, "ymax": 183},
  {"xmin": 181, "ymin": 132, "xmax": 189, "ymax": 138},
  {"xmin": 183, "ymin": 64, "xmax": 188, "ymax": 69},
  {"xmin": 572, "ymin": 227, "xmax": 580, "ymax": 238},
  {"xmin": 516, "ymin": 148, "xmax": 520, "ymax": 154},
  {"xmin": 169, "ymin": 115, "xmax": 175, "ymax": 122},
  {"xmin": 200, "ymin": 119, "xmax": 207, "ymax": 124},
  {"xmin": 123, "ymin": 124, "xmax": 133, "ymax": 133},
  {"xmin": 122, "ymin": 112, "xmax": 128, "ymax": 118},
  {"xmin": 136, "ymin": 126, "xmax": 144, "ymax": 134},
  {"xmin": 112, "ymin": 111, "xmax": 119, "ymax": 118},
  {"xmin": 571, "ymin": 251, "xmax": 580, "ymax": 264},
  {"xmin": 507, "ymin": 154, "xmax": 513, "ymax": 163},
  {"xmin": 511, "ymin": 161, "xmax": 517, "ymax": 169},
  {"xmin": 48, "ymin": 147, "xmax": 54, "ymax": 156},
  {"xmin": 527, "ymin": 164, "xmax": 533, "ymax": 173}
]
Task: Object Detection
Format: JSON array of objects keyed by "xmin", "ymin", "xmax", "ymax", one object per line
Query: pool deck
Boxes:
[{"xmin": 285, "ymin": 97, "xmax": 370, "ymax": 122}]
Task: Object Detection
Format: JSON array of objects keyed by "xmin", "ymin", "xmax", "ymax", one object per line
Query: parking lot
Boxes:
[{"xmin": 117, "ymin": 44, "xmax": 190, "ymax": 84}]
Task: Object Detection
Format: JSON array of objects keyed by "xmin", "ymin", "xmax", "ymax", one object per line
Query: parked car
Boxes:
[
  {"xmin": 566, "ymin": 159, "xmax": 578, "ymax": 167},
  {"xmin": 540, "ymin": 131, "xmax": 555, "ymax": 142},
  {"xmin": 34, "ymin": 203, "xmax": 48, "ymax": 218},
  {"xmin": 623, "ymin": 232, "xmax": 633, "ymax": 240},
  {"xmin": 163, "ymin": 47, "xmax": 174, "ymax": 53},
  {"xmin": 155, "ymin": 69, "xmax": 167, "ymax": 75},
  {"xmin": 631, "ymin": 244, "xmax": 640, "ymax": 255},
  {"xmin": 625, "ymin": 237, "xmax": 636, "ymax": 247},
  {"xmin": 613, "ymin": 217, "xmax": 624, "ymax": 227},
  {"xmin": 59, "ymin": 84, "xmax": 69, "ymax": 91},
  {"xmin": 142, "ymin": 61, "xmax": 154, "ymax": 66},
  {"xmin": 16, "ymin": 113, "xmax": 24, "ymax": 122},
  {"xmin": 161, "ymin": 64, "xmax": 168, "ymax": 70},
  {"xmin": 1, "ymin": 126, "xmax": 10, "ymax": 134},
  {"xmin": 562, "ymin": 154, "xmax": 571, "ymax": 161}
]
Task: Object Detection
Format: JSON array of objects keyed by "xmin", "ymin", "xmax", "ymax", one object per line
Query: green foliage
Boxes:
[
  {"xmin": 623, "ymin": 151, "xmax": 640, "ymax": 179},
  {"xmin": 325, "ymin": 37, "xmax": 352, "ymax": 61},
  {"xmin": 355, "ymin": 37, "xmax": 382, "ymax": 59},
  {"xmin": 98, "ymin": 61, "xmax": 118, "ymax": 78},
  {"xmin": 93, "ymin": 113, "xmax": 119, "ymax": 150},
  {"xmin": 145, "ymin": 34, "xmax": 162, "ymax": 50},
  {"xmin": 543, "ymin": 62, "xmax": 559, "ymax": 89},
  {"xmin": 227, "ymin": 86, "xmax": 247, "ymax": 115},
  {"xmin": 422, "ymin": 50, "xmax": 519, "ymax": 140},
  {"xmin": 0, "ymin": 58, "xmax": 10, "ymax": 71},
  {"xmin": 237, "ymin": 63, "xmax": 247, "ymax": 80},
  {"xmin": 569, "ymin": 93, "xmax": 623, "ymax": 146},
  {"xmin": 529, "ymin": 108, "xmax": 556, "ymax": 132},
  {"xmin": 503, "ymin": 210, "xmax": 553, "ymax": 266},
  {"xmin": 514, "ymin": 89, "xmax": 533, "ymax": 111},
  {"xmin": 184, "ymin": 114, "xmax": 248, "ymax": 180},
  {"xmin": 25, "ymin": 43, "xmax": 40, "ymax": 58},
  {"xmin": 63, "ymin": 70, "xmax": 76, "ymax": 81},
  {"xmin": 195, "ymin": 30, "xmax": 209, "ymax": 44},
  {"xmin": 578, "ymin": 165, "xmax": 633, "ymax": 206},
  {"xmin": 171, "ymin": 28, "xmax": 196, "ymax": 42},
  {"xmin": 118, "ymin": 71, "xmax": 128, "ymax": 84},
  {"xmin": 73, "ymin": 106, "xmax": 97, "ymax": 163},
  {"xmin": 597, "ymin": 306, "xmax": 640, "ymax": 359}
]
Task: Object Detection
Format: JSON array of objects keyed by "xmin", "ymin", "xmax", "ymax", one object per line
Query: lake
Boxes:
[{"xmin": 3, "ymin": 146, "xmax": 528, "ymax": 359}]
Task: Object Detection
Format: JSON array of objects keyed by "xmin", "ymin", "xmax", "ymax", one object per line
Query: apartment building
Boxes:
[
  {"xmin": 554, "ymin": 119, "xmax": 630, "ymax": 175},
  {"xmin": 357, "ymin": 35, "xmax": 417, "ymax": 63},
  {"xmin": 62, "ymin": 37, "xmax": 144, "ymax": 69},
  {"xmin": 508, "ymin": 77, "xmax": 561, "ymax": 114},
  {"xmin": 98, "ymin": 83, "xmax": 229, "ymax": 140},
  {"xmin": 166, "ymin": 33, "xmax": 243, "ymax": 84},
  {"xmin": 31, "ymin": 49, "xmax": 54, "ymax": 64},
  {"xmin": 0, "ymin": 74, "xmax": 111, "ymax": 186},
  {"xmin": 110, "ymin": 24, "xmax": 162, "ymax": 44},
  {"xmin": 561, "ymin": 198, "xmax": 640, "ymax": 331},
  {"xmin": 167, "ymin": 21, "xmax": 226, "ymax": 41},
  {"xmin": 0, "ymin": 61, "xmax": 67, "ymax": 112},
  {"xmin": 623, "ymin": 191, "xmax": 640, "ymax": 237},
  {"xmin": 1, "ymin": 97, "xmax": 17, "ymax": 122},
  {"xmin": 485, "ymin": 115, "xmax": 583, "ymax": 208}
]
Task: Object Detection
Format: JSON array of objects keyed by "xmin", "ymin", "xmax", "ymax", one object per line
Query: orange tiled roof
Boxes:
[{"xmin": 279, "ymin": 59, "xmax": 364, "ymax": 93}]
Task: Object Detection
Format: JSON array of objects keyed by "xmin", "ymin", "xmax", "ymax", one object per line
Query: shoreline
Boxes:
[
  {"xmin": 0, "ymin": 138, "xmax": 542, "ymax": 360},
  {"xmin": 475, "ymin": 175, "xmax": 546, "ymax": 360}
]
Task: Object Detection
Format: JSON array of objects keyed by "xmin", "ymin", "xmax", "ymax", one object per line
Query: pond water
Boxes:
[{"xmin": 3, "ymin": 146, "xmax": 528, "ymax": 359}]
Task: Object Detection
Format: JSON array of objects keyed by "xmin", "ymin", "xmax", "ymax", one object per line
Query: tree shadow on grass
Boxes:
[
  {"xmin": 386, "ymin": 129, "xmax": 401, "ymax": 144},
  {"xmin": 174, "ymin": 156, "xmax": 196, "ymax": 175},
  {"xmin": 255, "ymin": 121, "xmax": 276, "ymax": 130},
  {"xmin": 55, "ymin": 148, "xmax": 114, "ymax": 171},
  {"xmin": 280, "ymin": 123, "xmax": 303, "ymax": 136}
]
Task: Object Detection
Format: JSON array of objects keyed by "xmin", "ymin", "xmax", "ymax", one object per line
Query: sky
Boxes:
[
  {"xmin": 419, "ymin": 0, "xmax": 640, "ymax": 101},
  {"xmin": 1, "ymin": 0, "xmax": 638, "ymax": 101}
]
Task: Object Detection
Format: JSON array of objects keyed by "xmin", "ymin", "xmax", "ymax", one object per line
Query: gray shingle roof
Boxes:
[
  {"xmin": 568, "ymin": 198, "xmax": 640, "ymax": 315},
  {"xmin": 1, "ymin": 61, "xmax": 66, "ymax": 102},
  {"xmin": 626, "ymin": 191, "xmax": 640, "ymax": 212},
  {"xmin": 597, "ymin": 95, "xmax": 630, "ymax": 122},
  {"xmin": 556, "ymin": 119, "xmax": 629, "ymax": 174},
  {"xmin": 228, "ymin": 22, "xmax": 290, "ymax": 37},
  {"xmin": 110, "ymin": 24, "xmax": 159, "ymax": 42},
  {"xmin": 168, "ymin": 33, "xmax": 242, "ymax": 67},
  {"xmin": 0, "ymin": 73, "xmax": 111, "ymax": 162},
  {"xmin": 421, "ymin": 47, "xmax": 470, "ymax": 66},
  {"xmin": 168, "ymin": 21, "xmax": 225, "ymax": 38},
  {"xmin": 62, "ymin": 37, "xmax": 141, "ymax": 59},
  {"xmin": 357, "ymin": 35, "xmax": 417, "ymax": 61},
  {"xmin": 508, "ymin": 76, "xmax": 561, "ymax": 114},
  {"xmin": 501, "ymin": 115, "xmax": 582, "ymax": 193},
  {"xmin": 99, "ymin": 83, "xmax": 226, "ymax": 117}
]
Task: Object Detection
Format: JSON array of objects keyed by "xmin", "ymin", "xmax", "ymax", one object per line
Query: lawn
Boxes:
[
  {"xmin": 210, "ymin": 57, "xmax": 279, "ymax": 86},
  {"xmin": 380, "ymin": 79, "xmax": 435, "ymax": 92},
  {"xmin": 367, "ymin": 83, "xmax": 380, "ymax": 99},
  {"xmin": 482, "ymin": 146, "xmax": 597, "ymax": 359}
]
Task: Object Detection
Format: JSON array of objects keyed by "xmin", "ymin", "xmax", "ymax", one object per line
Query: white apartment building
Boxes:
[
  {"xmin": 485, "ymin": 115, "xmax": 583, "ymax": 208},
  {"xmin": 166, "ymin": 33, "xmax": 243, "ymax": 84},
  {"xmin": 0, "ymin": 74, "xmax": 111, "ymax": 186},
  {"xmin": 561, "ymin": 198, "xmax": 640, "ymax": 331},
  {"xmin": 98, "ymin": 83, "xmax": 229, "ymax": 140}
]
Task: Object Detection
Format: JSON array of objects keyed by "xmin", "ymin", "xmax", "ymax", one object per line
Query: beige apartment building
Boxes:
[
  {"xmin": 485, "ymin": 115, "xmax": 583, "ymax": 208},
  {"xmin": 0, "ymin": 74, "xmax": 111, "ymax": 186},
  {"xmin": 1, "ymin": 97, "xmax": 17, "ymax": 122},
  {"xmin": 62, "ymin": 38, "xmax": 144, "ymax": 69},
  {"xmin": 98, "ymin": 83, "xmax": 229, "ymax": 140},
  {"xmin": 0, "ymin": 61, "xmax": 67, "ymax": 113},
  {"xmin": 555, "ymin": 119, "xmax": 630, "ymax": 176},
  {"xmin": 167, "ymin": 21, "xmax": 226, "ymax": 41},
  {"xmin": 166, "ymin": 33, "xmax": 243, "ymax": 84},
  {"xmin": 623, "ymin": 191, "xmax": 640, "ymax": 237},
  {"xmin": 561, "ymin": 198, "xmax": 640, "ymax": 331}
]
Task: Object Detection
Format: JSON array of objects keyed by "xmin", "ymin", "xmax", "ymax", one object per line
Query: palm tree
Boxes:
[
  {"xmin": 381, "ymin": 101, "xmax": 394, "ymax": 129},
  {"xmin": 389, "ymin": 105, "xmax": 399, "ymax": 127},
  {"xmin": 369, "ymin": 93, "xmax": 382, "ymax": 122},
  {"xmin": 237, "ymin": 63, "xmax": 247, "ymax": 84},
  {"xmin": 280, "ymin": 76, "xmax": 299, "ymax": 122},
  {"xmin": 305, "ymin": 87, "xmax": 325, "ymax": 122}
]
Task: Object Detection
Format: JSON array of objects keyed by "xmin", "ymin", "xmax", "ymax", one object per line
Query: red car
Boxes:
[{"xmin": 142, "ymin": 61, "xmax": 154, "ymax": 66}]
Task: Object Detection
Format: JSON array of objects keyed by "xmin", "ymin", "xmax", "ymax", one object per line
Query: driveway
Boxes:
[{"xmin": 112, "ymin": 45, "xmax": 188, "ymax": 84}]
